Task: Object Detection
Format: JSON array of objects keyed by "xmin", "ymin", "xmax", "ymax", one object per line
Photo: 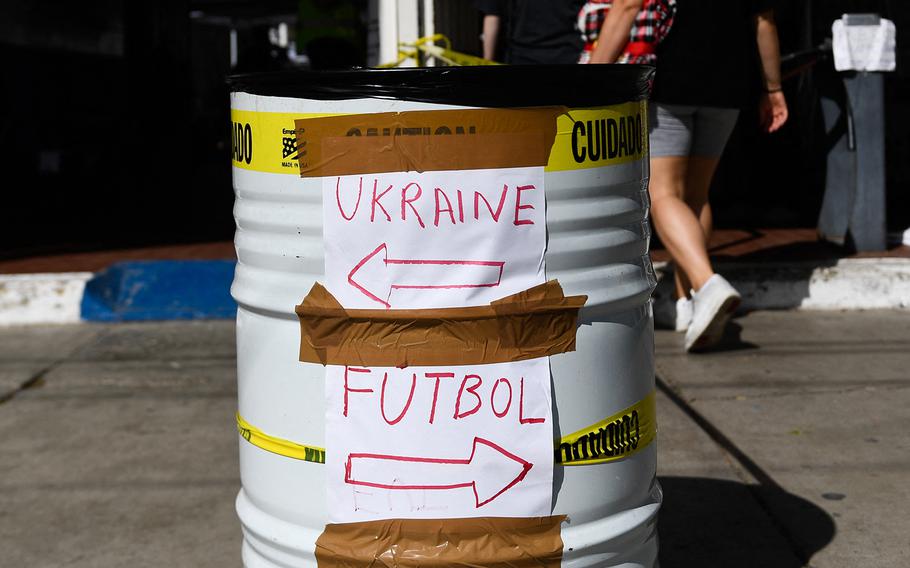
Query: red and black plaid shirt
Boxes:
[{"xmin": 579, "ymin": 0, "xmax": 676, "ymax": 64}]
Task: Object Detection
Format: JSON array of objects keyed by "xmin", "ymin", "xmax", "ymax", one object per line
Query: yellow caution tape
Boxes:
[
  {"xmin": 230, "ymin": 110, "xmax": 339, "ymax": 176},
  {"xmin": 236, "ymin": 413, "xmax": 325, "ymax": 464},
  {"xmin": 556, "ymin": 390, "xmax": 656, "ymax": 466},
  {"xmin": 230, "ymin": 102, "xmax": 646, "ymax": 175},
  {"xmin": 237, "ymin": 390, "xmax": 655, "ymax": 467},
  {"xmin": 549, "ymin": 104, "xmax": 648, "ymax": 172},
  {"xmin": 416, "ymin": 44, "xmax": 500, "ymax": 67},
  {"xmin": 378, "ymin": 34, "xmax": 501, "ymax": 68}
]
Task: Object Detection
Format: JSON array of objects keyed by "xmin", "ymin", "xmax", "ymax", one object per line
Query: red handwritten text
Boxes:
[
  {"xmin": 333, "ymin": 177, "xmax": 538, "ymax": 228},
  {"xmin": 342, "ymin": 367, "xmax": 546, "ymax": 426}
]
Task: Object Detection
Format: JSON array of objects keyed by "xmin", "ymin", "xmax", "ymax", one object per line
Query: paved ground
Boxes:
[
  {"xmin": 0, "ymin": 311, "xmax": 907, "ymax": 567},
  {"xmin": 0, "ymin": 322, "xmax": 240, "ymax": 567},
  {"xmin": 656, "ymin": 311, "xmax": 910, "ymax": 568}
]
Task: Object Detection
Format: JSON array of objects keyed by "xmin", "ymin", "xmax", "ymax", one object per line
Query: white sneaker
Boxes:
[
  {"xmin": 684, "ymin": 274, "xmax": 741, "ymax": 352},
  {"xmin": 675, "ymin": 297, "xmax": 693, "ymax": 333},
  {"xmin": 653, "ymin": 296, "xmax": 694, "ymax": 332}
]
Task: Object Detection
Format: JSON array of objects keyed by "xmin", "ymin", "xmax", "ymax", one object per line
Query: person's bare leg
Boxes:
[
  {"xmin": 649, "ymin": 156, "xmax": 714, "ymax": 293},
  {"xmin": 674, "ymin": 156, "xmax": 721, "ymax": 297}
]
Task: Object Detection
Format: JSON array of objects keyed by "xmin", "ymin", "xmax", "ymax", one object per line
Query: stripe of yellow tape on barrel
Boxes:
[
  {"xmin": 236, "ymin": 413, "xmax": 326, "ymax": 464},
  {"xmin": 555, "ymin": 390, "xmax": 656, "ymax": 466},
  {"xmin": 237, "ymin": 390, "xmax": 655, "ymax": 467}
]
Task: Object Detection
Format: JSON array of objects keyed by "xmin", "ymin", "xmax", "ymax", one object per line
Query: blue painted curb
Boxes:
[{"xmin": 81, "ymin": 260, "xmax": 237, "ymax": 322}]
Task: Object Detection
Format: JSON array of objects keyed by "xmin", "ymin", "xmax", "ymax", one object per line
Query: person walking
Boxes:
[
  {"xmin": 588, "ymin": 0, "xmax": 788, "ymax": 351},
  {"xmin": 651, "ymin": 0, "xmax": 787, "ymax": 351}
]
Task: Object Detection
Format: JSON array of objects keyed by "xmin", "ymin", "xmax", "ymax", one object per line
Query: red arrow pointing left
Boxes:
[
  {"xmin": 344, "ymin": 437, "xmax": 532, "ymax": 508},
  {"xmin": 347, "ymin": 243, "xmax": 506, "ymax": 308}
]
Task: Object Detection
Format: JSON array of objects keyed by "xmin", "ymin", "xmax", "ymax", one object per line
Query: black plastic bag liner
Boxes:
[{"xmin": 229, "ymin": 65, "xmax": 654, "ymax": 108}]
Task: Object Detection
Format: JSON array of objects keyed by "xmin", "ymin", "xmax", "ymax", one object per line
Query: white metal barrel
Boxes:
[{"xmin": 230, "ymin": 66, "xmax": 658, "ymax": 568}]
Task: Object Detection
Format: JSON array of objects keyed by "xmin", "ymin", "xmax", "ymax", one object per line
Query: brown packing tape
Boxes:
[
  {"xmin": 315, "ymin": 516, "xmax": 566, "ymax": 568},
  {"xmin": 296, "ymin": 280, "xmax": 587, "ymax": 367},
  {"xmin": 294, "ymin": 107, "xmax": 565, "ymax": 177}
]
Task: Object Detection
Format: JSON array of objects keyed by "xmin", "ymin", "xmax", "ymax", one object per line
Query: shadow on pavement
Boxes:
[
  {"xmin": 712, "ymin": 320, "xmax": 759, "ymax": 352},
  {"xmin": 658, "ymin": 476, "xmax": 836, "ymax": 567},
  {"xmin": 656, "ymin": 378, "xmax": 838, "ymax": 566}
]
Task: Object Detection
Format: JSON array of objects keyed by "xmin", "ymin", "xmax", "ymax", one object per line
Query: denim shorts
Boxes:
[{"xmin": 649, "ymin": 103, "xmax": 740, "ymax": 158}]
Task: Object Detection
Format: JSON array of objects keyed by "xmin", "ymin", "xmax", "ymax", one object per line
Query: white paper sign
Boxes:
[
  {"xmin": 832, "ymin": 18, "xmax": 896, "ymax": 72},
  {"xmin": 322, "ymin": 167, "xmax": 546, "ymax": 309},
  {"xmin": 325, "ymin": 359, "xmax": 554, "ymax": 523},
  {"xmin": 319, "ymin": 165, "xmax": 554, "ymax": 522}
]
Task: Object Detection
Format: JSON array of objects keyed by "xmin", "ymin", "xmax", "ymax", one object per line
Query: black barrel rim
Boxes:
[{"xmin": 229, "ymin": 65, "xmax": 654, "ymax": 107}]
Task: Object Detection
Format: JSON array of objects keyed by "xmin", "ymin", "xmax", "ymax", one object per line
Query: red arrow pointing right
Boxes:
[{"xmin": 344, "ymin": 437, "xmax": 532, "ymax": 508}]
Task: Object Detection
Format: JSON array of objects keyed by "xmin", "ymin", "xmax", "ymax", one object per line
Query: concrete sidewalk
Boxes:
[
  {"xmin": 656, "ymin": 311, "xmax": 910, "ymax": 567},
  {"xmin": 0, "ymin": 312, "xmax": 907, "ymax": 567},
  {"xmin": 0, "ymin": 322, "xmax": 240, "ymax": 567}
]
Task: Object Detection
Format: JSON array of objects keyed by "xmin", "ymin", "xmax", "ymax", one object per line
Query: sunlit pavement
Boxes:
[{"xmin": 0, "ymin": 311, "xmax": 907, "ymax": 567}]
